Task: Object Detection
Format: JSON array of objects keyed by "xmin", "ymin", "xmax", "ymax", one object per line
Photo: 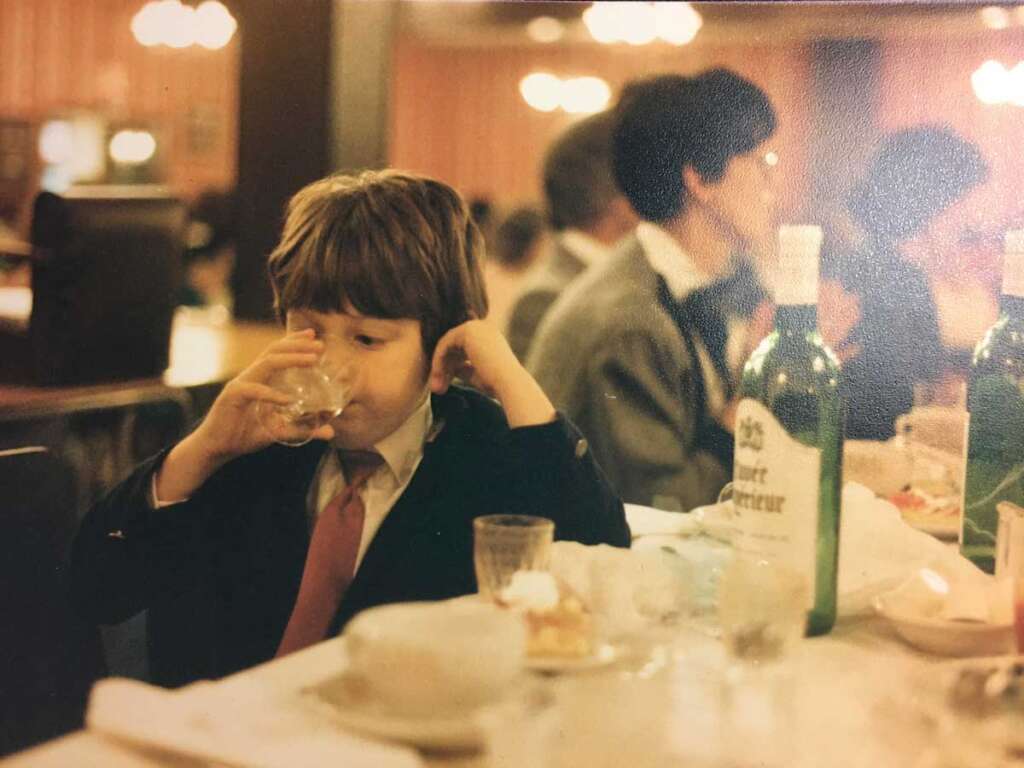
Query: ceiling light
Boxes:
[
  {"xmin": 972, "ymin": 59, "xmax": 1010, "ymax": 104},
  {"xmin": 980, "ymin": 5, "xmax": 1011, "ymax": 30},
  {"xmin": 583, "ymin": 2, "xmax": 701, "ymax": 46},
  {"xmin": 109, "ymin": 130, "xmax": 157, "ymax": 164},
  {"xmin": 526, "ymin": 16, "xmax": 564, "ymax": 44},
  {"xmin": 560, "ymin": 77, "xmax": 611, "ymax": 114},
  {"xmin": 194, "ymin": 1, "xmax": 237, "ymax": 49},
  {"xmin": 519, "ymin": 73, "xmax": 562, "ymax": 113}
]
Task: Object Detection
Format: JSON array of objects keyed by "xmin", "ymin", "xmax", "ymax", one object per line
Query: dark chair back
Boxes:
[
  {"xmin": 0, "ymin": 446, "xmax": 105, "ymax": 757},
  {"xmin": 0, "ymin": 186, "xmax": 185, "ymax": 386}
]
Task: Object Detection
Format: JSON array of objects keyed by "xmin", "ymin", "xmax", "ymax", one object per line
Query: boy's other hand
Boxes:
[
  {"xmin": 192, "ymin": 329, "xmax": 335, "ymax": 461},
  {"xmin": 429, "ymin": 320, "xmax": 557, "ymax": 428}
]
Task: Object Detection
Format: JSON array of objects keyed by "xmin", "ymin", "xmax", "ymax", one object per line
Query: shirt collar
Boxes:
[
  {"xmin": 559, "ymin": 229, "xmax": 612, "ymax": 268},
  {"xmin": 636, "ymin": 222, "xmax": 715, "ymax": 301},
  {"xmin": 365, "ymin": 392, "xmax": 433, "ymax": 485}
]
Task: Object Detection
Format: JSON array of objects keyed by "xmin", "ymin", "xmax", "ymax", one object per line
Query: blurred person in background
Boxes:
[
  {"xmin": 469, "ymin": 196, "xmax": 497, "ymax": 254},
  {"xmin": 180, "ymin": 190, "xmax": 237, "ymax": 317},
  {"xmin": 824, "ymin": 125, "xmax": 989, "ymax": 439},
  {"xmin": 483, "ymin": 205, "xmax": 547, "ymax": 334},
  {"xmin": 506, "ymin": 111, "xmax": 637, "ymax": 361},
  {"xmin": 527, "ymin": 70, "xmax": 777, "ymax": 511}
]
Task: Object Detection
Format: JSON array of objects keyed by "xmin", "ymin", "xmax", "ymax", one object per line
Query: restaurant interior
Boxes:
[{"xmin": 4, "ymin": 2, "xmax": 1024, "ymax": 766}]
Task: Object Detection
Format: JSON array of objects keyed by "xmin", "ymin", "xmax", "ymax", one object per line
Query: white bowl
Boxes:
[
  {"xmin": 873, "ymin": 593, "xmax": 1015, "ymax": 657},
  {"xmin": 344, "ymin": 600, "xmax": 526, "ymax": 717}
]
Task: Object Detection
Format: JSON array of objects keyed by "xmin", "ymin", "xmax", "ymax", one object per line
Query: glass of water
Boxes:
[
  {"xmin": 717, "ymin": 555, "xmax": 808, "ymax": 767},
  {"xmin": 257, "ymin": 333, "xmax": 352, "ymax": 447}
]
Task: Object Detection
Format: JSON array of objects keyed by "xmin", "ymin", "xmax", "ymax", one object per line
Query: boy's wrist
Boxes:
[{"xmin": 495, "ymin": 368, "xmax": 557, "ymax": 428}]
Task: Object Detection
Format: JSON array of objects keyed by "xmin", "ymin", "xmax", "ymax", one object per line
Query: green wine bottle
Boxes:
[
  {"xmin": 960, "ymin": 231, "xmax": 1024, "ymax": 573},
  {"xmin": 732, "ymin": 225, "xmax": 844, "ymax": 636}
]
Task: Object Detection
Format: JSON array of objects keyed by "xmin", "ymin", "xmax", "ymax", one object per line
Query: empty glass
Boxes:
[
  {"xmin": 717, "ymin": 556, "xmax": 808, "ymax": 768},
  {"xmin": 473, "ymin": 515, "xmax": 555, "ymax": 601},
  {"xmin": 257, "ymin": 333, "xmax": 352, "ymax": 447}
]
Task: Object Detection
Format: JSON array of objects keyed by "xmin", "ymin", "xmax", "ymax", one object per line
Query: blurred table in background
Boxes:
[{"xmin": 0, "ymin": 314, "xmax": 281, "ymax": 422}]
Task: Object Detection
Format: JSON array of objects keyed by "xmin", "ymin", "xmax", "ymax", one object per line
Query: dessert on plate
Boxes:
[{"xmin": 498, "ymin": 571, "xmax": 593, "ymax": 659}]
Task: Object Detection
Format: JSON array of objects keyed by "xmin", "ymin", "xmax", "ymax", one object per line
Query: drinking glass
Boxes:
[
  {"xmin": 718, "ymin": 556, "xmax": 808, "ymax": 662},
  {"xmin": 716, "ymin": 556, "xmax": 808, "ymax": 768},
  {"xmin": 473, "ymin": 515, "xmax": 555, "ymax": 601},
  {"xmin": 996, "ymin": 501, "xmax": 1024, "ymax": 653},
  {"xmin": 257, "ymin": 333, "xmax": 352, "ymax": 447}
]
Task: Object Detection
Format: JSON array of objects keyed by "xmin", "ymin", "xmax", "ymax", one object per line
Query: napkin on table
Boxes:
[{"xmin": 86, "ymin": 676, "xmax": 423, "ymax": 768}]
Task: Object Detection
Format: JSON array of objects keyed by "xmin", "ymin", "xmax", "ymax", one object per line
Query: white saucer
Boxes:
[
  {"xmin": 302, "ymin": 673, "xmax": 484, "ymax": 751},
  {"xmin": 873, "ymin": 595, "xmax": 1015, "ymax": 657},
  {"xmin": 525, "ymin": 642, "xmax": 619, "ymax": 673}
]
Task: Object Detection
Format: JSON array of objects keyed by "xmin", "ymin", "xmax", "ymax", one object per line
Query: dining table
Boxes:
[{"xmin": 0, "ymin": 528, "xmax": 1010, "ymax": 768}]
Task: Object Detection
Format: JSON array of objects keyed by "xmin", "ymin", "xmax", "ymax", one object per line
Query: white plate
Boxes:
[
  {"xmin": 903, "ymin": 515, "xmax": 960, "ymax": 540},
  {"xmin": 302, "ymin": 673, "xmax": 484, "ymax": 751},
  {"xmin": 525, "ymin": 642, "xmax": 619, "ymax": 673},
  {"xmin": 873, "ymin": 595, "xmax": 1015, "ymax": 657}
]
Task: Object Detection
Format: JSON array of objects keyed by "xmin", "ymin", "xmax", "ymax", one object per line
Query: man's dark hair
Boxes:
[
  {"xmin": 848, "ymin": 124, "xmax": 989, "ymax": 241},
  {"xmin": 492, "ymin": 206, "xmax": 546, "ymax": 269},
  {"xmin": 612, "ymin": 68, "xmax": 776, "ymax": 223},
  {"xmin": 542, "ymin": 111, "xmax": 619, "ymax": 231}
]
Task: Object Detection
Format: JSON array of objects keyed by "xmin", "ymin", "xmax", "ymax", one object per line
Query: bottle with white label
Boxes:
[
  {"xmin": 960, "ymin": 231, "xmax": 1024, "ymax": 573},
  {"xmin": 732, "ymin": 225, "xmax": 844, "ymax": 636}
]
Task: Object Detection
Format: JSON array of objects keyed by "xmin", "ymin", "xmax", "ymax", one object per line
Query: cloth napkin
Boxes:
[
  {"xmin": 86, "ymin": 677, "xmax": 423, "ymax": 768},
  {"xmin": 548, "ymin": 541, "xmax": 695, "ymax": 638}
]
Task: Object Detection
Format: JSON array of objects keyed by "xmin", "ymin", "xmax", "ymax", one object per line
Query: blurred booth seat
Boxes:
[
  {"xmin": 0, "ymin": 445, "xmax": 105, "ymax": 757},
  {"xmin": 0, "ymin": 186, "xmax": 185, "ymax": 386}
]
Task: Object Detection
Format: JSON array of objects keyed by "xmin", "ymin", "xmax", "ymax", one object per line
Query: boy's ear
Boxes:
[{"xmin": 682, "ymin": 165, "xmax": 714, "ymax": 205}]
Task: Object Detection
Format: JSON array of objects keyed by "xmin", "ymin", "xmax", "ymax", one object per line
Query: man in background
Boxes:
[
  {"xmin": 527, "ymin": 70, "xmax": 776, "ymax": 511},
  {"xmin": 505, "ymin": 111, "xmax": 636, "ymax": 361}
]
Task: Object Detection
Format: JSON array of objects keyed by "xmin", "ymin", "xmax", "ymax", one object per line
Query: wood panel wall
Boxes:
[
  {"xmin": 0, "ymin": 0, "xmax": 238, "ymax": 208},
  {"xmin": 389, "ymin": 37, "xmax": 814, "ymax": 221}
]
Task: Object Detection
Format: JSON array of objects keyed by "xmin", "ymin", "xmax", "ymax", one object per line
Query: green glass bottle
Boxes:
[
  {"xmin": 732, "ymin": 225, "xmax": 844, "ymax": 636},
  {"xmin": 960, "ymin": 231, "xmax": 1024, "ymax": 573}
]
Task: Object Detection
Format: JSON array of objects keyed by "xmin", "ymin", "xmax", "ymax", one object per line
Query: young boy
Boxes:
[{"xmin": 71, "ymin": 171, "xmax": 629, "ymax": 687}]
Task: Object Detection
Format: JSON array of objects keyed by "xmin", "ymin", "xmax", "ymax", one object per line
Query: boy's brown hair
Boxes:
[{"xmin": 267, "ymin": 170, "xmax": 489, "ymax": 354}]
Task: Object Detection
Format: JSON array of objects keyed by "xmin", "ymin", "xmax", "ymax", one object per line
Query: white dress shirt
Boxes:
[
  {"xmin": 559, "ymin": 229, "xmax": 613, "ymax": 269},
  {"xmin": 152, "ymin": 393, "xmax": 434, "ymax": 573},
  {"xmin": 306, "ymin": 393, "xmax": 433, "ymax": 569}
]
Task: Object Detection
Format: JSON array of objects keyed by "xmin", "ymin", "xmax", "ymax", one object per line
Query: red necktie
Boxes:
[{"xmin": 276, "ymin": 450, "xmax": 384, "ymax": 657}]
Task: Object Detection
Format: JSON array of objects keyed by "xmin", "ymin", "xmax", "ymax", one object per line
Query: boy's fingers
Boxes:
[
  {"xmin": 269, "ymin": 337, "xmax": 324, "ymax": 355},
  {"xmin": 245, "ymin": 352, "xmax": 319, "ymax": 381},
  {"xmin": 227, "ymin": 381, "xmax": 293, "ymax": 405}
]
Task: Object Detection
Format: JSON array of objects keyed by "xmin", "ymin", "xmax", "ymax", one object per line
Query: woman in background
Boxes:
[{"xmin": 825, "ymin": 125, "xmax": 989, "ymax": 439}]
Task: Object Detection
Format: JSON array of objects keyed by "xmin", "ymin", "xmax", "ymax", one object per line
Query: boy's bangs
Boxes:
[{"xmin": 280, "ymin": 219, "xmax": 432, "ymax": 322}]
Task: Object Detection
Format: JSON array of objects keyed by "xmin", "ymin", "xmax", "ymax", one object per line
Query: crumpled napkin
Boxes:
[
  {"xmin": 548, "ymin": 541, "xmax": 693, "ymax": 638},
  {"xmin": 86, "ymin": 677, "xmax": 423, "ymax": 768},
  {"xmin": 837, "ymin": 482, "xmax": 965, "ymax": 617}
]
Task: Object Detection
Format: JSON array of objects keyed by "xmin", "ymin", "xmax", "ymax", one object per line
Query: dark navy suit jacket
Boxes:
[{"xmin": 71, "ymin": 387, "xmax": 629, "ymax": 687}]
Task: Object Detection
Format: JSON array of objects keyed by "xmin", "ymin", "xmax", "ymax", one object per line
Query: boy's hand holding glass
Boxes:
[
  {"xmin": 257, "ymin": 332, "xmax": 352, "ymax": 446},
  {"xmin": 194, "ymin": 330, "xmax": 344, "ymax": 459},
  {"xmin": 429, "ymin": 319, "xmax": 556, "ymax": 428}
]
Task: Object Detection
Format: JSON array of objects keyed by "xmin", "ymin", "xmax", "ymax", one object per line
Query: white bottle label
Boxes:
[
  {"xmin": 732, "ymin": 398, "xmax": 820, "ymax": 609},
  {"xmin": 773, "ymin": 251, "xmax": 819, "ymax": 306}
]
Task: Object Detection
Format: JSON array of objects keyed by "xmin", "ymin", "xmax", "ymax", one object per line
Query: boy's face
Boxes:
[
  {"xmin": 287, "ymin": 307, "xmax": 430, "ymax": 450},
  {"xmin": 701, "ymin": 140, "xmax": 778, "ymax": 255}
]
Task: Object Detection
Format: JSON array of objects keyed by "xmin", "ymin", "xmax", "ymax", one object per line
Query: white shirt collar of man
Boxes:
[
  {"xmin": 559, "ymin": 229, "xmax": 611, "ymax": 268},
  {"xmin": 635, "ymin": 221, "xmax": 715, "ymax": 301}
]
